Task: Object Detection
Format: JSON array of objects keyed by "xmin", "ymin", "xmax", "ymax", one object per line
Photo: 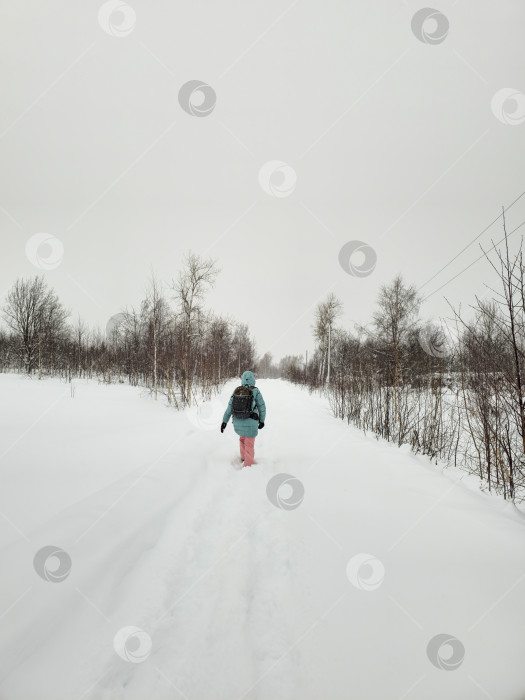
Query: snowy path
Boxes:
[{"xmin": 0, "ymin": 374, "xmax": 524, "ymax": 700}]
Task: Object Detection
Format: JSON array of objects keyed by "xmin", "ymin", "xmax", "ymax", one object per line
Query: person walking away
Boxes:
[{"xmin": 220, "ymin": 370, "xmax": 266, "ymax": 467}]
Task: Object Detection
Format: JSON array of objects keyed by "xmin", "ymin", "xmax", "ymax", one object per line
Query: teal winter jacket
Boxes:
[{"xmin": 223, "ymin": 370, "xmax": 266, "ymax": 438}]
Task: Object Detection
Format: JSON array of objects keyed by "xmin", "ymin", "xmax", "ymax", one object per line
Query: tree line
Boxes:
[
  {"xmin": 4, "ymin": 231, "xmax": 525, "ymax": 502},
  {"xmin": 0, "ymin": 252, "xmax": 256, "ymax": 407},
  {"xmin": 282, "ymin": 221, "xmax": 525, "ymax": 502}
]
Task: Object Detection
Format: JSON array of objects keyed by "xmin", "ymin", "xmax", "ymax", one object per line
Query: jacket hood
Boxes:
[{"xmin": 241, "ymin": 370, "xmax": 256, "ymax": 387}]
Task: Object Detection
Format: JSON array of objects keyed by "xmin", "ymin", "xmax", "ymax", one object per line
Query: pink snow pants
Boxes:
[{"xmin": 239, "ymin": 436, "xmax": 255, "ymax": 467}]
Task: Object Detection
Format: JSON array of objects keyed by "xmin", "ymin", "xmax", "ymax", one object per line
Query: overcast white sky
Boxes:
[{"xmin": 1, "ymin": 0, "xmax": 525, "ymax": 363}]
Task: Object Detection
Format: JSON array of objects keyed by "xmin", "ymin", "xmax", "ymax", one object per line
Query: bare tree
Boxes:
[
  {"xmin": 312, "ymin": 293, "xmax": 343, "ymax": 385},
  {"xmin": 73, "ymin": 316, "xmax": 88, "ymax": 377},
  {"xmin": 232, "ymin": 322, "xmax": 256, "ymax": 377},
  {"xmin": 144, "ymin": 273, "xmax": 170, "ymax": 400},
  {"xmin": 256, "ymin": 352, "xmax": 274, "ymax": 378},
  {"xmin": 372, "ymin": 274, "xmax": 421, "ymax": 419},
  {"xmin": 172, "ymin": 252, "xmax": 219, "ymax": 406},
  {"xmin": 2, "ymin": 276, "xmax": 69, "ymax": 375}
]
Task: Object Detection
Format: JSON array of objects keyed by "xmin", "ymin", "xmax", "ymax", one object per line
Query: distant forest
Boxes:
[
  {"xmin": 282, "ymin": 224, "xmax": 525, "ymax": 502},
  {"xmin": 0, "ymin": 252, "xmax": 255, "ymax": 407}
]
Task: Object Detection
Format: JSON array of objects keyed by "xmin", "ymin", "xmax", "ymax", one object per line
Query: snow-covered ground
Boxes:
[{"xmin": 0, "ymin": 373, "xmax": 524, "ymax": 700}]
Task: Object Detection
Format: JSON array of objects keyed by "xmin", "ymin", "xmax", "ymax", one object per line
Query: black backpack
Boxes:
[{"xmin": 231, "ymin": 385, "xmax": 259, "ymax": 420}]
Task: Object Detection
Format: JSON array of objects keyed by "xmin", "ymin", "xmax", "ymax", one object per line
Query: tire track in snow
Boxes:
[
  {"xmin": 0, "ymin": 438, "xmax": 232, "ymax": 697},
  {"xmin": 90, "ymin": 455, "xmax": 297, "ymax": 700},
  {"xmin": 81, "ymin": 455, "xmax": 242, "ymax": 699},
  {"xmin": 238, "ymin": 501, "xmax": 298, "ymax": 700}
]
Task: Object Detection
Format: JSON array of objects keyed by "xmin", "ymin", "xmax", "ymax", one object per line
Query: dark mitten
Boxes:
[
  {"xmin": 258, "ymin": 421, "xmax": 264, "ymax": 429},
  {"xmin": 221, "ymin": 422, "xmax": 227, "ymax": 433}
]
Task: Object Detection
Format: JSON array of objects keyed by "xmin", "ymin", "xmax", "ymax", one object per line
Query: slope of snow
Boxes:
[{"xmin": 0, "ymin": 373, "xmax": 524, "ymax": 700}]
